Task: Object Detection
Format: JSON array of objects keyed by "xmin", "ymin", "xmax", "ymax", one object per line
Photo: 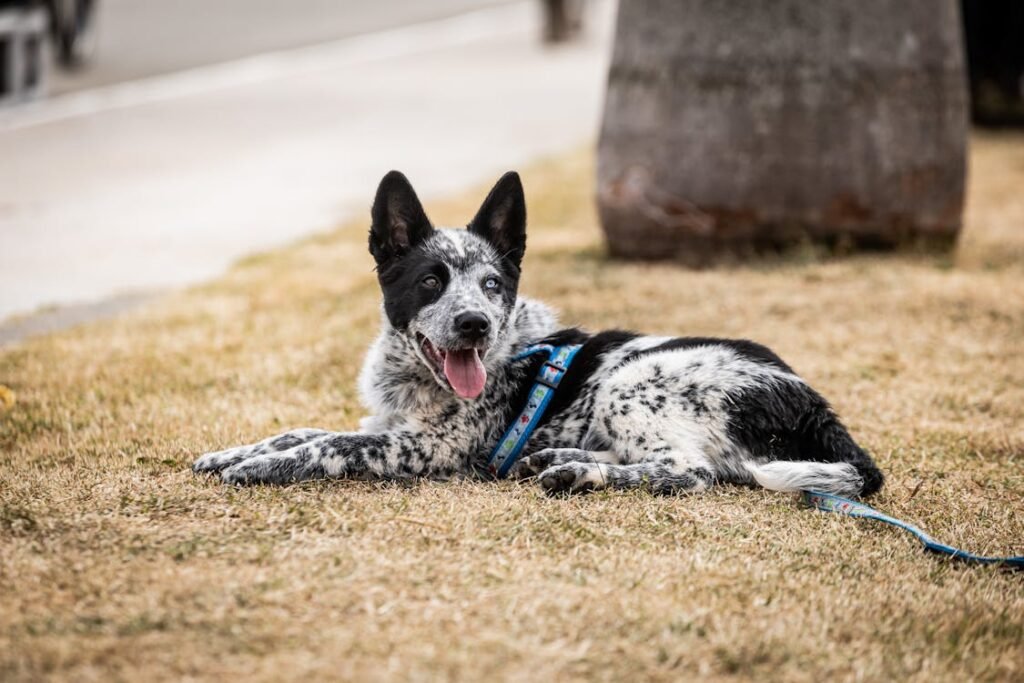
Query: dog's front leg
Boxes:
[
  {"xmin": 192, "ymin": 428, "xmax": 331, "ymax": 474},
  {"xmin": 218, "ymin": 430, "xmax": 452, "ymax": 485}
]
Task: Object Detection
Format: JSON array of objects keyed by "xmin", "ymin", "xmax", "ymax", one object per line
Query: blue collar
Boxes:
[{"xmin": 487, "ymin": 343, "xmax": 582, "ymax": 478}]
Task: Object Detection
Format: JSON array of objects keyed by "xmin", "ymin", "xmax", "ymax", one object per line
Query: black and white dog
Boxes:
[{"xmin": 193, "ymin": 171, "xmax": 884, "ymax": 498}]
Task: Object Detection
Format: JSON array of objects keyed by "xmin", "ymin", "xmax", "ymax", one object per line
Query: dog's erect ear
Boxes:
[
  {"xmin": 468, "ymin": 171, "xmax": 527, "ymax": 270},
  {"xmin": 370, "ymin": 171, "xmax": 434, "ymax": 266}
]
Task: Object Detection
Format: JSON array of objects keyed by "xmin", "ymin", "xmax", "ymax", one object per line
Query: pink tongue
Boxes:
[{"xmin": 443, "ymin": 349, "xmax": 487, "ymax": 399}]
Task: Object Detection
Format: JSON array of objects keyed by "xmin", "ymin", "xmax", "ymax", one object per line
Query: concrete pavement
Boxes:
[
  {"xmin": 0, "ymin": 0, "xmax": 615, "ymax": 339},
  {"xmin": 48, "ymin": 0, "xmax": 519, "ymax": 95}
]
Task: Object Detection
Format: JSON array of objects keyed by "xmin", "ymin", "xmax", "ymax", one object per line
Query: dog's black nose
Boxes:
[{"xmin": 454, "ymin": 311, "xmax": 490, "ymax": 340}]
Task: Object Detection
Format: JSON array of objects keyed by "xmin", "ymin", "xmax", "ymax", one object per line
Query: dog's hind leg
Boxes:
[
  {"xmin": 192, "ymin": 428, "xmax": 330, "ymax": 474},
  {"xmin": 537, "ymin": 450, "xmax": 715, "ymax": 495}
]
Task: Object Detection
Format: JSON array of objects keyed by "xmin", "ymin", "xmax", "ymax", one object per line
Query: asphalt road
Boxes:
[{"xmin": 0, "ymin": 0, "xmax": 615, "ymax": 337}]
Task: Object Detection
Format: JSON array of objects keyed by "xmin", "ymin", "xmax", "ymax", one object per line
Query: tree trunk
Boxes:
[{"xmin": 597, "ymin": 0, "xmax": 969, "ymax": 264}]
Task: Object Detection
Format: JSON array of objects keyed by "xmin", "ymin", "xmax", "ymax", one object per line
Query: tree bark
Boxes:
[{"xmin": 597, "ymin": 0, "xmax": 969, "ymax": 264}]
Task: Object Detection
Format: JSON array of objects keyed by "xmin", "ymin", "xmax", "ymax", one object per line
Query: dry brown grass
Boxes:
[{"xmin": 2, "ymin": 134, "xmax": 1023, "ymax": 682}]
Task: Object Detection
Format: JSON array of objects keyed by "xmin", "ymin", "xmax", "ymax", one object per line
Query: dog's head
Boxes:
[{"xmin": 369, "ymin": 171, "xmax": 527, "ymax": 399}]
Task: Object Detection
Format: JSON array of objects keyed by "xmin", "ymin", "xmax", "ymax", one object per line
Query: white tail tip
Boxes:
[{"xmin": 745, "ymin": 461, "xmax": 864, "ymax": 497}]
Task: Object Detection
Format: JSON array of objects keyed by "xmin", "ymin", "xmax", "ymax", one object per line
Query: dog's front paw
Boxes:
[
  {"xmin": 538, "ymin": 462, "xmax": 605, "ymax": 495},
  {"xmin": 221, "ymin": 450, "xmax": 325, "ymax": 486},
  {"xmin": 193, "ymin": 429, "xmax": 331, "ymax": 478},
  {"xmin": 192, "ymin": 446, "xmax": 258, "ymax": 475}
]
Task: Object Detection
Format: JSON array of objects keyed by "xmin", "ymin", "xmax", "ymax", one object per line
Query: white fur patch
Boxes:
[{"xmin": 744, "ymin": 461, "xmax": 863, "ymax": 497}]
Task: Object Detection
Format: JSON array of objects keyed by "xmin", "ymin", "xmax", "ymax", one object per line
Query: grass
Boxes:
[{"xmin": 2, "ymin": 133, "xmax": 1023, "ymax": 682}]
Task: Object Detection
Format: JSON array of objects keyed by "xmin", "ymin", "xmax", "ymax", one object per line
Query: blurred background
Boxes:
[
  {"xmin": 0, "ymin": 0, "xmax": 1022, "ymax": 340},
  {"xmin": 0, "ymin": 0, "xmax": 614, "ymax": 339}
]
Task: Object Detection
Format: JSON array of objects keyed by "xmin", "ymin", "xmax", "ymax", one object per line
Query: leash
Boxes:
[
  {"xmin": 803, "ymin": 491, "xmax": 1024, "ymax": 569},
  {"xmin": 486, "ymin": 343, "xmax": 582, "ymax": 477},
  {"xmin": 486, "ymin": 344, "xmax": 1022, "ymax": 569}
]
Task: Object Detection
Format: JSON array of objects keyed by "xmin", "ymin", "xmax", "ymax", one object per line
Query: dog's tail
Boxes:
[
  {"xmin": 744, "ymin": 461, "xmax": 867, "ymax": 498},
  {"xmin": 743, "ymin": 417, "xmax": 884, "ymax": 499}
]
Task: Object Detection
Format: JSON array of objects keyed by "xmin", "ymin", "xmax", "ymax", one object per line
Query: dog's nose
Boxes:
[{"xmin": 454, "ymin": 311, "xmax": 490, "ymax": 340}]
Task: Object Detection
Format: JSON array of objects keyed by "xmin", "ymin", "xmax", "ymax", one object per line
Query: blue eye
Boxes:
[{"xmin": 484, "ymin": 277, "xmax": 500, "ymax": 291}]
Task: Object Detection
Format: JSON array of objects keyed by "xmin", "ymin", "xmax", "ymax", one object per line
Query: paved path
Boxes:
[
  {"xmin": 48, "ymin": 0, "xmax": 518, "ymax": 95},
  {"xmin": 0, "ymin": 0, "xmax": 614, "ymax": 337}
]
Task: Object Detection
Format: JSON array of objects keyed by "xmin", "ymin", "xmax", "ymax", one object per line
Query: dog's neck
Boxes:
[{"xmin": 357, "ymin": 296, "xmax": 558, "ymax": 422}]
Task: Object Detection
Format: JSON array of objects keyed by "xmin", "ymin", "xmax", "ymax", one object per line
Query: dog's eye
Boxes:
[
  {"xmin": 421, "ymin": 275, "xmax": 441, "ymax": 290},
  {"xmin": 483, "ymin": 277, "xmax": 500, "ymax": 291}
]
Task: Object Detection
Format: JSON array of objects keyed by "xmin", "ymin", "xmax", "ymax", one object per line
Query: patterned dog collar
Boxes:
[{"xmin": 487, "ymin": 343, "xmax": 582, "ymax": 478}]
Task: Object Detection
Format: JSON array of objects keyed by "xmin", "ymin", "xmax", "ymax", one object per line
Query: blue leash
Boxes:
[{"xmin": 803, "ymin": 491, "xmax": 1024, "ymax": 569}]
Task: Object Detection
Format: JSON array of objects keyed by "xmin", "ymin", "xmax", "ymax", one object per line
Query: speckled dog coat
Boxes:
[{"xmin": 193, "ymin": 171, "xmax": 884, "ymax": 498}]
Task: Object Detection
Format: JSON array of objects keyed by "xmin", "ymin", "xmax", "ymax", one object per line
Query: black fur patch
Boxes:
[
  {"xmin": 725, "ymin": 380, "xmax": 884, "ymax": 496},
  {"xmin": 375, "ymin": 247, "xmax": 452, "ymax": 330}
]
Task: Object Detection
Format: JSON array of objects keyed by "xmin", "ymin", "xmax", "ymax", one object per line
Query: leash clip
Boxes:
[{"xmin": 535, "ymin": 360, "xmax": 568, "ymax": 389}]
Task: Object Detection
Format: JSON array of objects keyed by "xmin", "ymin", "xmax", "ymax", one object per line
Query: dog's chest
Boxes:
[{"xmin": 510, "ymin": 335, "xmax": 673, "ymax": 455}]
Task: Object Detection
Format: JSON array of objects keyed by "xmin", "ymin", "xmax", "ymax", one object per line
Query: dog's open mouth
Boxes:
[{"xmin": 417, "ymin": 334, "xmax": 487, "ymax": 399}]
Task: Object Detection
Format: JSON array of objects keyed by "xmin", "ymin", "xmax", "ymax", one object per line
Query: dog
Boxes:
[{"xmin": 193, "ymin": 171, "xmax": 884, "ymax": 498}]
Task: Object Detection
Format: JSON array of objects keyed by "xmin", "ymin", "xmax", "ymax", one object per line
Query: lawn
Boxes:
[{"xmin": 1, "ymin": 135, "xmax": 1023, "ymax": 682}]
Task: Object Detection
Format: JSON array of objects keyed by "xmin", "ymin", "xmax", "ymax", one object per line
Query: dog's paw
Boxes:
[
  {"xmin": 221, "ymin": 450, "xmax": 325, "ymax": 486},
  {"xmin": 509, "ymin": 452, "xmax": 550, "ymax": 479},
  {"xmin": 193, "ymin": 429, "xmax": 331, "ymax": 478},
  {"xmin": 537, "ymin": 462, "xmax": 605, "ymax": 495},
  {"xmin": 192, "ymin": 446, "xmax": 258, "ymax": 475},
  {"xmin": 511, "ymin": 448, "xmax": 595, "ymax": 479}
]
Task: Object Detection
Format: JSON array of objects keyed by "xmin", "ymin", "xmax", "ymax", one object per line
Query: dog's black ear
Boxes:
[
  {"xmin": 468, "ymin": 171, "xmax": 526, "ymax": 270},
  {"xmin": 370, "ymin": 171, "xmax": 434, "ymax": 266}
]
